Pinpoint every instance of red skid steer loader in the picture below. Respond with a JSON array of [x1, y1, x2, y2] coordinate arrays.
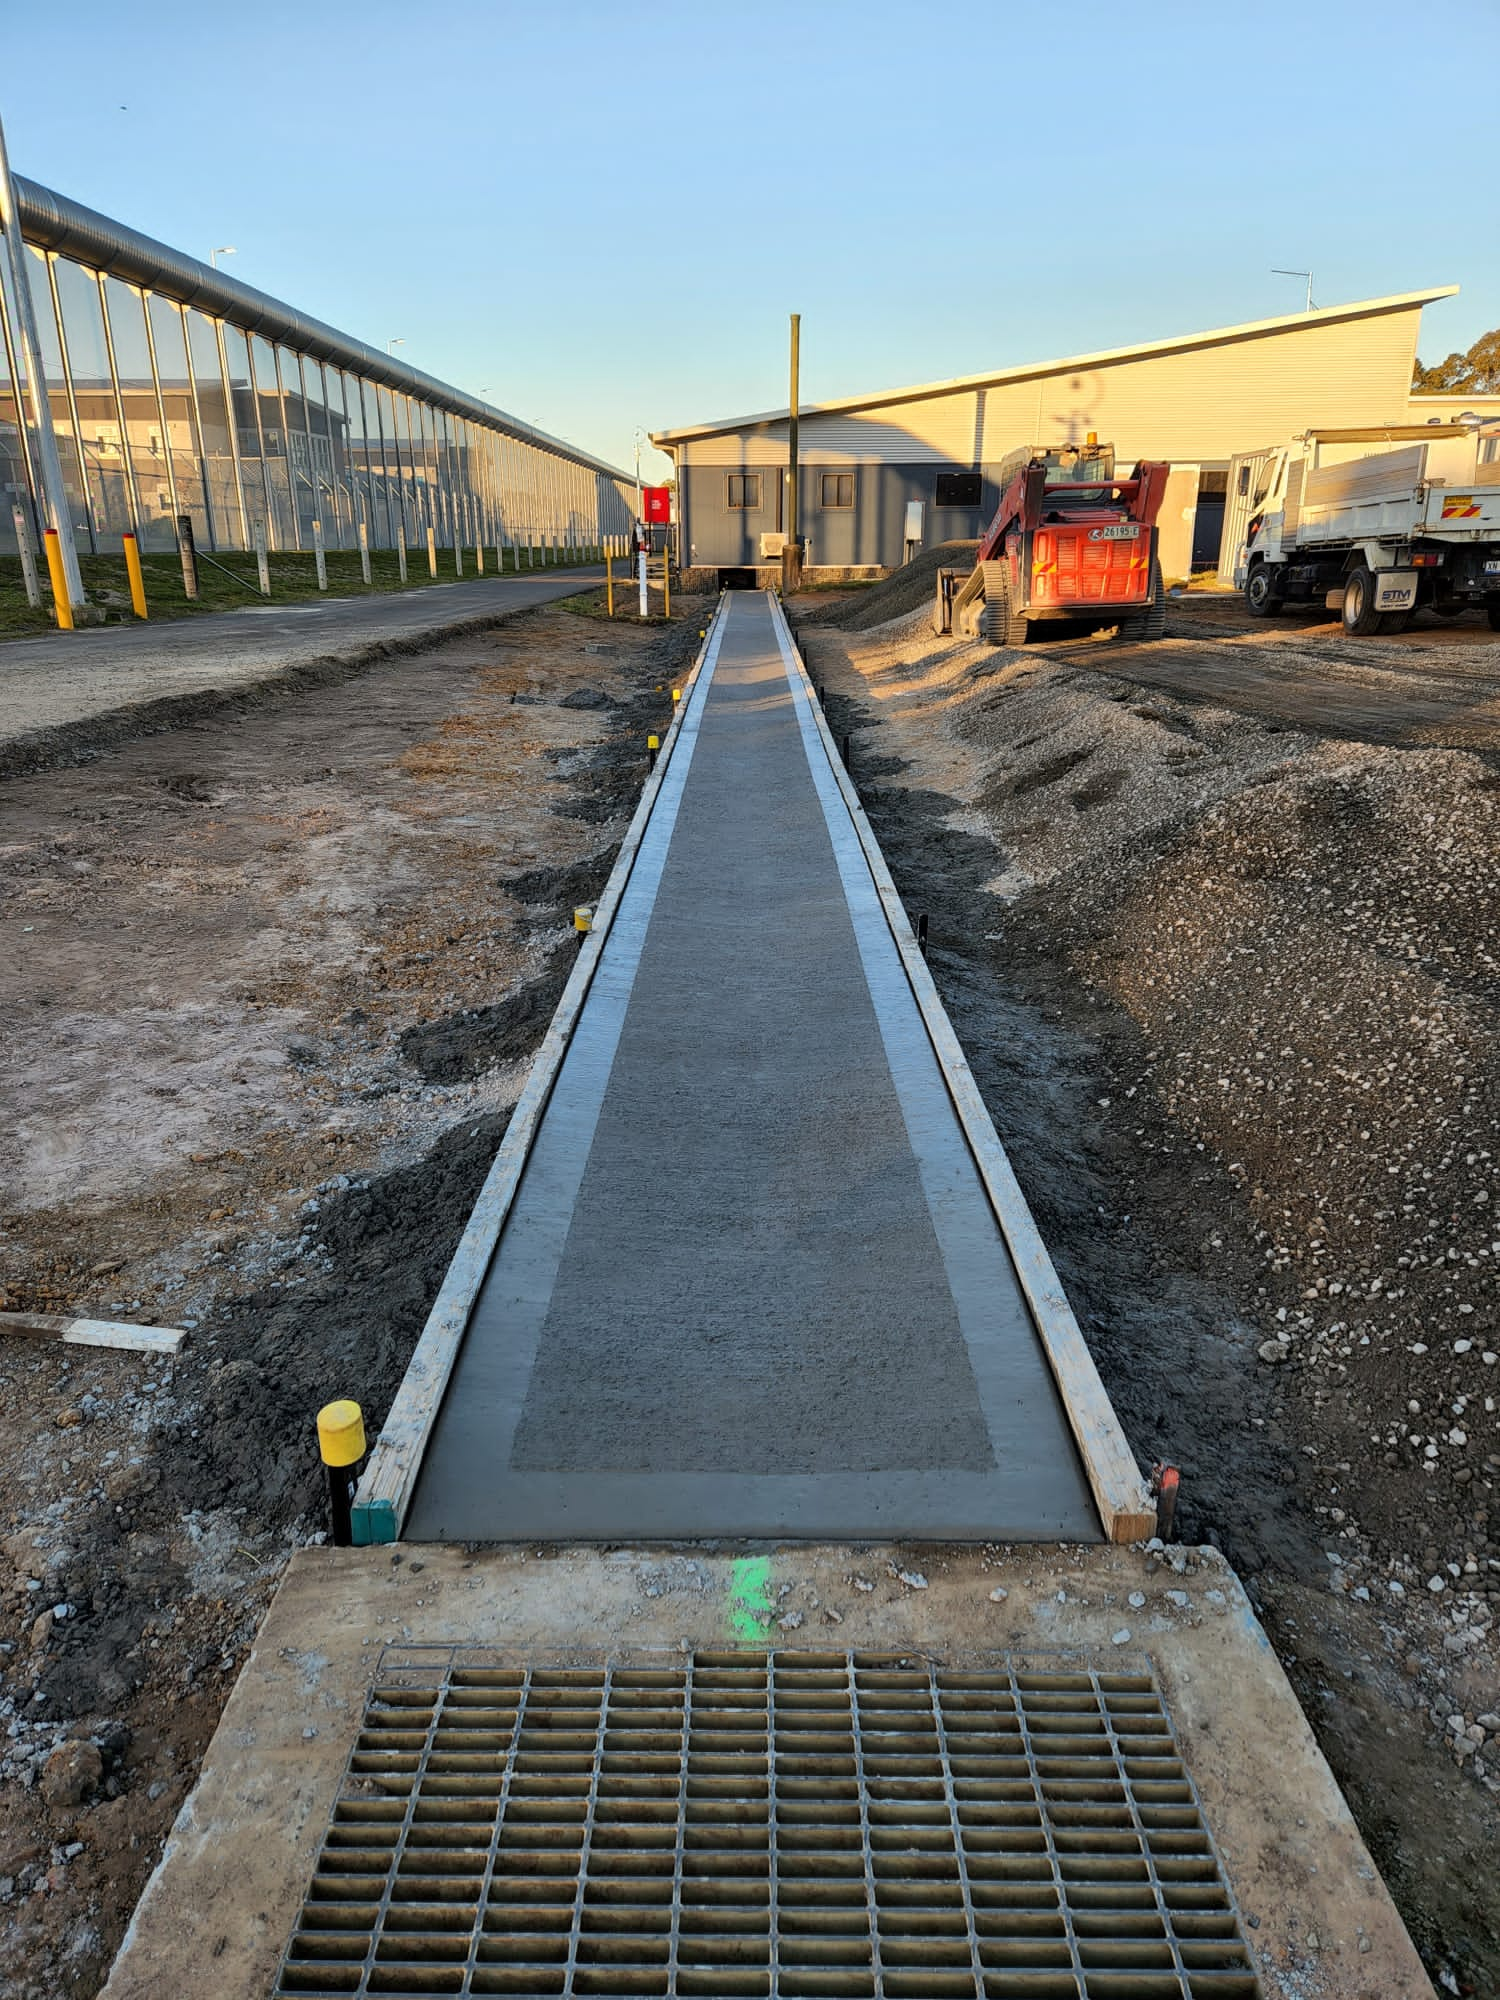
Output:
[[934, 437, 1170, 646]]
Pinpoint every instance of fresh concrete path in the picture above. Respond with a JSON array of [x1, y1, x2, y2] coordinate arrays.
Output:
[[0, 569, 601, 775], [406, 592, 1098, 1542]]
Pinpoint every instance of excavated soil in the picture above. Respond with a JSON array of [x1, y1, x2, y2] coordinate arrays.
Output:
[[0, 592, 712, 1998], [794, 591, 1500, 1998]]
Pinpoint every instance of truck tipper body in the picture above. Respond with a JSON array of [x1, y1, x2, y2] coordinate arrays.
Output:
[[1234, 422, 1500, 633], [934, 439, 1170, 646]]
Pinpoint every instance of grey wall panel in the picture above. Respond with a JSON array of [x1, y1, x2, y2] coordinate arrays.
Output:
[[685, 460, 996, 569]]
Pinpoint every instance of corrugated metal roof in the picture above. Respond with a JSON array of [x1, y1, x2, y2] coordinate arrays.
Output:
[[652, 289, 1460, 446], [14, 174, 632, 485]]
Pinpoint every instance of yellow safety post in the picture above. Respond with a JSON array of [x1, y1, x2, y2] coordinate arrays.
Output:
[[573, 904, 594, 950], [317, 1399, 366, 1546], [43, 528, 73, 631], [606, 548, 614, 618], [672, 686, 682, 707], [121, 531, 148, 619], [647, 732, 660, 772]]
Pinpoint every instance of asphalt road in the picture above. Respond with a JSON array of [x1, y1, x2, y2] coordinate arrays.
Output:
[[0, 569, 603, 771]]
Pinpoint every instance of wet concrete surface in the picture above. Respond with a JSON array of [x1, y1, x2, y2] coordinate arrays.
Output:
[[406, 594, 1098, 1541]]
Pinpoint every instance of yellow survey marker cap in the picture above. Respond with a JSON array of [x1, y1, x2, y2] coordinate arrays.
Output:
[[317, 1399, 366, 1468]]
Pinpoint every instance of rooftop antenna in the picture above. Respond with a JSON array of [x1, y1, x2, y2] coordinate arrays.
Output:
[[1272, 268, 1316, 312]]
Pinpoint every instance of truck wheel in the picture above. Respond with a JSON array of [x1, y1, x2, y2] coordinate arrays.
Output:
[[1342, 568, 1383, 636], [1245, 563, 1282, 617], [1487, 598, 1500, 632]]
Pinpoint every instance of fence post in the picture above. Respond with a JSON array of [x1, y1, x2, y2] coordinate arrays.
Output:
[[11, 505, 40, 608], [254, 522, 271, 596], [454, 539, 463, 578], [358, 519, 372, 584], [426, 527, 437, 578], [312, 519, 328, 590], [397, 524, 408, 583], [176, 513, 200, 600], [475, 541, 484, 575]]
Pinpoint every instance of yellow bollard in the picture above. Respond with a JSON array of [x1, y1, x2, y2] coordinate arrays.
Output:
[[647, 731, 660, 773], [42, 528, 73, 631], [606, 549, 614, 619], [122, 532, 148, 619], [672, 687, 682, 706]]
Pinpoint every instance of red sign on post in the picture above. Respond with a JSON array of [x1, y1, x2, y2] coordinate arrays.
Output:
[[642, 485, 671, 524]]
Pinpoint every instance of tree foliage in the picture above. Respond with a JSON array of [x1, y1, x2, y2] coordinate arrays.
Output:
[[1412, 327, 1500, 393]]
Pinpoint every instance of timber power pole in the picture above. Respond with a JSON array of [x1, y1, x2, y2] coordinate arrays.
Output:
[[783, 312, 801, 595]]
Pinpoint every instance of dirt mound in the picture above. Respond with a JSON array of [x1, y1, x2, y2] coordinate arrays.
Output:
[[793, 541, 979, 633], [399, 950, 574, 1082]]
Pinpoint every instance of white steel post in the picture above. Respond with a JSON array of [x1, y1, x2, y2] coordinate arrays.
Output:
[[396, 524, 408, 583], [0, 114, 83, 612], [638, 534, 648, 619], [253, 522, 271, 596], [312, 519, 327, 590], [426, 526, 437, 577], [358, 518, 371, 584], [11, 503, 40, 607]]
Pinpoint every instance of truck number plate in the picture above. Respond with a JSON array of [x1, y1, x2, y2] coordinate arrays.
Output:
[[1089, 524, 1139, 541], [1485, 560, 1500, 574]]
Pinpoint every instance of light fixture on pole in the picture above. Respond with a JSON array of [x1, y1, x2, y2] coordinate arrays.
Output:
[[210, 245, 236, 269], [1272, 268, 1316, 312], [387, 337, 405, 355]]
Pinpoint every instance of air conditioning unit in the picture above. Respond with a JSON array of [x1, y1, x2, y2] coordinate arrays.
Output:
[[759, 532, 787, 558]]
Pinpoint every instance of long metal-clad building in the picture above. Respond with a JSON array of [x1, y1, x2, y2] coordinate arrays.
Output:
[[0, 176, 634, 559], [653, 288, 1494, 585]]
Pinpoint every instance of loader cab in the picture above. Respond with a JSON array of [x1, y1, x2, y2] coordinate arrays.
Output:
[[1040, 441, 1115, 485]]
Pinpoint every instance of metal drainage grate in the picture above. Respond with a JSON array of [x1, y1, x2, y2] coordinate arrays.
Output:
[[275, 1649, 1262, 1999]]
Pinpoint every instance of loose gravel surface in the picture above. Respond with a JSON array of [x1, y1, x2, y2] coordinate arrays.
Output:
[[0, 592, 711, 1998], [795, 590, 1500, 1999]]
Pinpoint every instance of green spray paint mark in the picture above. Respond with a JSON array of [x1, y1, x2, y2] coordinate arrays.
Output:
[[728, 1556, 774, 1645]]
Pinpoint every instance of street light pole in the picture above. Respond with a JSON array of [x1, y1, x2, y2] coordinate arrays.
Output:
[[210, 245, 235, 269], [387, 337, 405, 356], [0, 110, 83, 613], [1272, 267, 1315, 312]]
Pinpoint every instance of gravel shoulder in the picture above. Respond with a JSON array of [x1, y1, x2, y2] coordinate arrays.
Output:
[[0, 591, 711, 1998], [795, 594, 1500, 1998]]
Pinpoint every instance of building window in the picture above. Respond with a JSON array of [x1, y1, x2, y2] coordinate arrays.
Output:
[[935, 471, 982, 508], [820, 471, 854, 509], [726, 473, 760, 509]]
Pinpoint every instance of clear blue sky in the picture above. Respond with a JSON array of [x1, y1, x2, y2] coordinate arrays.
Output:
[[6, 0, 1495, 481]]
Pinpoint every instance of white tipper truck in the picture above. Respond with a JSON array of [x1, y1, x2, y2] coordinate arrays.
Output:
[[1233, 422, 1500, 634]]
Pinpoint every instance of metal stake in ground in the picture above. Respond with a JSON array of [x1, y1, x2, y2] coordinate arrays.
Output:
[[318, 1399, 366, 1548]]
